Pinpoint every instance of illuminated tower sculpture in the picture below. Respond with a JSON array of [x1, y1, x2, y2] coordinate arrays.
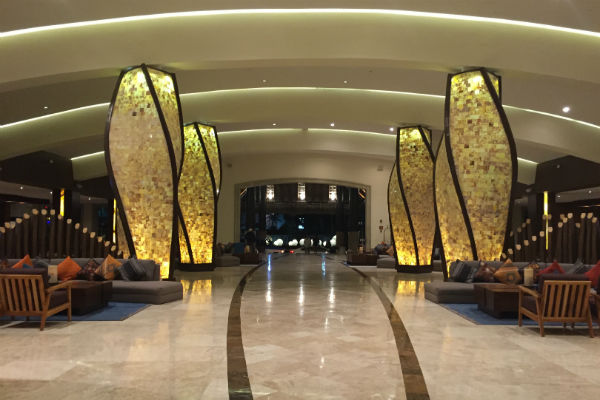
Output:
[[435, 68, 517, 275], [105, 64, 184, 279], [388, 126, 436, 272]]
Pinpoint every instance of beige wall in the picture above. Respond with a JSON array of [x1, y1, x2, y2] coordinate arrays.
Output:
[[216, 152, 394, 248]]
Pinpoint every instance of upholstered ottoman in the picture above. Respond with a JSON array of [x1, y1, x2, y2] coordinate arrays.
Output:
[[424, 281, 476, 304], [111, 281, 183, 304], [214, 255, 241, 267]]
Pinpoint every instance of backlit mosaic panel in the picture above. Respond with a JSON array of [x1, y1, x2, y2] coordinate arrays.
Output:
[[148, 69, 183, 172], [115, 212, 130, 259], [106, 67, 175, 277], [198, 124, 221, 194], [178, 124, 215, 264], [388, 162, 416, 265], [398, 127, 436, 266], [435, 138, 473, 270], [449, 70, 514, 262]]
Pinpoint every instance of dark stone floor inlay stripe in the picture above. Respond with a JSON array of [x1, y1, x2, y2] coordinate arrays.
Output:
[[349, 266, 431, 400], [227, 265, 262, 400]]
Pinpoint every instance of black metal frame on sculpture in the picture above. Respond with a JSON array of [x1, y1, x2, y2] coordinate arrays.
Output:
[[105, 64, 185, 280], [437, 67, 518, 272], [393, 126, 436, 273], [175, 122, 221, 272]]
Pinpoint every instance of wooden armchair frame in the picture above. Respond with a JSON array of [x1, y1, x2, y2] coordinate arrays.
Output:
[[518, 281, 594, 337], [0, 274, 71, 331]]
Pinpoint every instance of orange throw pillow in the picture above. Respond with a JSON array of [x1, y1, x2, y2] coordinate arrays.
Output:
[[95, 255, 122, 280], [12, 254, 32, 269], [57, 257, 82, 281]]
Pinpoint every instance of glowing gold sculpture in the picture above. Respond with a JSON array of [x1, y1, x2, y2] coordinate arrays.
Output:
[[436, 68, 517, 271], [178, 123, 219, 265], [388, 162, 416, 265], [397, 127, 436, 268], [105, 65, 183, 278]]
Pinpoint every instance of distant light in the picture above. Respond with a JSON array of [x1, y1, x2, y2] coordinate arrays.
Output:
[[19, 186, 23, 190], [43, 106, 48, 110], [562, 106, 570, 113], [50, 191, 53, 194], [343, 80, 348, 84], [588, 190, 592, 194], [330, 122, 335, 127], [88, 197, 91, 200], [262, 79, 267, 83], [272, 123, 277, 126], [389, 127, 394, 132]]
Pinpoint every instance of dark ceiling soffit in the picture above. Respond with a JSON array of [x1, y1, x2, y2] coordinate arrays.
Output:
[[0, 151, 73, 189], [533, 156, 600, 193]]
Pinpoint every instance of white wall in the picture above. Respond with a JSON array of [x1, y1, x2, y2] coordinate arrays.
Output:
[[216, 152, 394, 248]]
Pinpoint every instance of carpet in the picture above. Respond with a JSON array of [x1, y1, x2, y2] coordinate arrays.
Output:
[[440, 303, 569, 327], [0, 302, 150, 322]]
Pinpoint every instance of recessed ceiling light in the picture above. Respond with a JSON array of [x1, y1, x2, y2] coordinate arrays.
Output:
[[272, 123, 277, 126], [19, 186, 23, 190], [557, 195, 561, 198], [562, 106, 570, 113], [588, 190, 592, 194], [330, 122, 335, 127], [262, 79, 267, 83], [389, 127, 394, 132], [43, 106, 48, 110], [343, 80, 348, 84]]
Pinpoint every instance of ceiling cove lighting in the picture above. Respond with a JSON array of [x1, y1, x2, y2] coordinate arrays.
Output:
[[3, 9, 600, 39], [3, 88, 599, 132], [70, 151, 105, 161]]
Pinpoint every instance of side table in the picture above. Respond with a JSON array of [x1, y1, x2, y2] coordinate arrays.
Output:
[[70, 281, 113, 315], [474, 283, 520, 318]]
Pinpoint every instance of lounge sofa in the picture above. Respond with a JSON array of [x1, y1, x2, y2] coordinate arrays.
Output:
[[424, 261, 594, 304], [4, 258, 183, 304]]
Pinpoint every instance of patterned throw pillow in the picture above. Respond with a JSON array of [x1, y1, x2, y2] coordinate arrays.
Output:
[[57, 256, 82, 281], [119, 258, 147, 281], [450, 260, 471, 282], [95, 255, 122, 280], [573, 259, 588, 274], [77, 259, 104, 281], [474, 261, 496, 283], [32, 257, 49, 269], [493, 259, 522, 285]]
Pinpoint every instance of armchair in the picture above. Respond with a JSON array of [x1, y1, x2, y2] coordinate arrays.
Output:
[[0, 268, 72, 331], [518, 275, 594, 337]]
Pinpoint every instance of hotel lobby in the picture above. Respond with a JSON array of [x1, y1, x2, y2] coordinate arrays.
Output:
[[2, 2, 600, 399]]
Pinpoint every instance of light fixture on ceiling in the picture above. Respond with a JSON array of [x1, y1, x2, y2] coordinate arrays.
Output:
[[88, 197, 91, 200], [330, 122, 335, 127], [389, 127, 394, 132], [343, 80, 348, 84], [557, 195, 561, 198], [272, 123, 277, 126], [562, 106, 570, 113], [588, 190, 592, 194], [50, 191, 53, 195], [262, 79, 267, 83], [19, 186, 23, 190], [43, 106, 48, 110]]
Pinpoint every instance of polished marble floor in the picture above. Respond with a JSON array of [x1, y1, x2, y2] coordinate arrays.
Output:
[[1, 253, 600, 399]]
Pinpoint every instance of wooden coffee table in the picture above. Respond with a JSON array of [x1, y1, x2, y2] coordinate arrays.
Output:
[[70, 281, 113, 315], [474, 283, 520, 318]]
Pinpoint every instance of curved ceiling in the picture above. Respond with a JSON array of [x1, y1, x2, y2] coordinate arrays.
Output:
[[2, 5, 599, 186]]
